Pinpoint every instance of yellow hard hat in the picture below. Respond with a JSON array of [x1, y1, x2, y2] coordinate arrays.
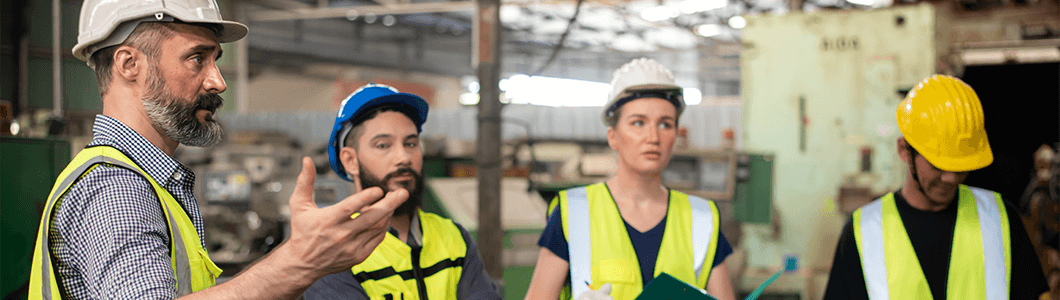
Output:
[[896, 75, 993, 172]]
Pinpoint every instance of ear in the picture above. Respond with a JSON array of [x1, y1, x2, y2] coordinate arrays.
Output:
[[112, 45, 145, 83], [340, 146, 361, 189], [606, 126, 618, 151], [896, 137, 911, 164]]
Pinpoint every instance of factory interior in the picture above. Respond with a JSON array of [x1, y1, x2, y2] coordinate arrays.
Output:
[[1, 0, 1058, 299]]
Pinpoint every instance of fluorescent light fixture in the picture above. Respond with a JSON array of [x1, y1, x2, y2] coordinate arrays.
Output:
[[728, 16, 746, 29], [504, 75, 611, 107], [683, 88, 702, 105], [846, 0, 874, 6], [678, 0, 727, 14], [462, 75, 700, 107], [641, 5, 680, 22], [459, 93, 480, 105], [695, 24, 722, 37]]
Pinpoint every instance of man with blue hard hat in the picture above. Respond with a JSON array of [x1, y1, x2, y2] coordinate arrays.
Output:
[[304, 84, 502, 300]]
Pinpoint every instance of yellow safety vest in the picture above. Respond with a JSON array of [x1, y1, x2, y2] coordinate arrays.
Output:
[[29, 145, 222, 299], [549, 183, 720, 300], [852, 185, 1011, 300], [352, 210, 466, 300]]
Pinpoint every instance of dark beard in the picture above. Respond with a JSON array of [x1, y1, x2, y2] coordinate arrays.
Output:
[[358, 164, 425, 217], [142, 65, 225, 147]]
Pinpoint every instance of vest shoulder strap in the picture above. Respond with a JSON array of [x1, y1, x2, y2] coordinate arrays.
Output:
[[564, 186, 592, 297], [854, 196, 889, 300], [966, 185, 1010, 299], [686, 194, 718, 280]]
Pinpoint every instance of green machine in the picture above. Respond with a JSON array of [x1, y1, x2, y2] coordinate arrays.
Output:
[[1, 137, 71, 299], [733, 153, 774, 224]]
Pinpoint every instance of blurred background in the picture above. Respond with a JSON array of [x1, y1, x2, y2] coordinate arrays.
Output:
[[1, 0, 1057, 299]]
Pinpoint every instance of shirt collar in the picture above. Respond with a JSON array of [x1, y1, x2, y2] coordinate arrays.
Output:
[[88, 114, 186, 187]]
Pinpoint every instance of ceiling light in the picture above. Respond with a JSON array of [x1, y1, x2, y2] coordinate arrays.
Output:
[[459, 93, 480, 105], [683, 88, 703, 105], [678, 0, 728, 14], [846, 0, 874, 6], [345, 10, 359, 21], [695, 24, 723, 37], [364, 13, 377, 24], [641, 5, 680, 22], [728, 16, 746, 29], [382, 15, 396, 26], [469, 82, 480, 93]]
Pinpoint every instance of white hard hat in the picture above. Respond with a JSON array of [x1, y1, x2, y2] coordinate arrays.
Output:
[[602, 58, 684, 125], [73, 0, 248, 62]]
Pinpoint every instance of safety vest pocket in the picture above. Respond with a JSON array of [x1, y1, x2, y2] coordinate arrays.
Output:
[[591, 258, 639, 285]]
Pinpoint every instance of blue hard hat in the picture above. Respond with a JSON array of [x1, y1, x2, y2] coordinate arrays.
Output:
[[328, 83, 429, 181]]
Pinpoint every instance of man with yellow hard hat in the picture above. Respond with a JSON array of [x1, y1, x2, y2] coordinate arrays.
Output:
[[823, 75, 1048, 300]]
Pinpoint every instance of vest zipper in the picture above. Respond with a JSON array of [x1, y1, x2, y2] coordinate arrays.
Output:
[[410, 247, 430, 300]]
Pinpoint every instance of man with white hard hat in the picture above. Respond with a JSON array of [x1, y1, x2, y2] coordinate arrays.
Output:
[[28, 1, 407, 299]]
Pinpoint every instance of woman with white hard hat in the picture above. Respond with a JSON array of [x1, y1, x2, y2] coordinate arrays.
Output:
[[525, 58, 736, 300]]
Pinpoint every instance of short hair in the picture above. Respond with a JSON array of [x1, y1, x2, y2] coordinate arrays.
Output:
[[342, 103, 420, 150], [89, 22, 178, 98]]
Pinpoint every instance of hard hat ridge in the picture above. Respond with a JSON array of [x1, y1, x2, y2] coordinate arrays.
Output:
[[73, 0, 249, 63], [896, 74, 993, 172], [602, 58, 685, 125]]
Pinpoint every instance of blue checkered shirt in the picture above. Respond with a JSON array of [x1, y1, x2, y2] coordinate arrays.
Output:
[[47, 115, 206, 299]]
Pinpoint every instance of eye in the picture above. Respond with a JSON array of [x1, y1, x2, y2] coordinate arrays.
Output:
[[374, 142, 390, 150], [404, 142, 418, 148], [659, 122, 672, 129], [191, 55, 203, 64], [632, 120, 645, 127]]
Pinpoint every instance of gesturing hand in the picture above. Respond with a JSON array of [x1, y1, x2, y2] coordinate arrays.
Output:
[[284, 156, 408, 278]]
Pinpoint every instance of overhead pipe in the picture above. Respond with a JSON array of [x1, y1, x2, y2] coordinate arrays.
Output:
[[52, 0, 62, 119]]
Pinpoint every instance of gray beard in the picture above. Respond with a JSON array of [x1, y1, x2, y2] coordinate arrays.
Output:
[[141, 65, 224, 147]]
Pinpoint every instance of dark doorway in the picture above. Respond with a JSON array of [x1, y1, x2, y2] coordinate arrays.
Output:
[[960, 62, 1060, 206]]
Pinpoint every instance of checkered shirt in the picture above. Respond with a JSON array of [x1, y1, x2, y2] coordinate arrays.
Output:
[[47, 115, 206, 299]]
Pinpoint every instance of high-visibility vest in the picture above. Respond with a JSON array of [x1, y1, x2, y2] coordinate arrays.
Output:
[[29, 145, 222, 299], [352, 210, 466, 300], [853, 185, 1011, 300], [549, 183, 720, 300]]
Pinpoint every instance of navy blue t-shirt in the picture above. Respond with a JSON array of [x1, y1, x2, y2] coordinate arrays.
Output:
[[537, 204, 733, 287]]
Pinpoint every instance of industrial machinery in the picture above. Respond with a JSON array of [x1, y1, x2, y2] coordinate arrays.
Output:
[[177, 130, 334, 275]]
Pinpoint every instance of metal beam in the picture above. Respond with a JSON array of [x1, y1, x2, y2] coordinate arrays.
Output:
[[252, 0, 314, 10], [248, 2, 476, 21]]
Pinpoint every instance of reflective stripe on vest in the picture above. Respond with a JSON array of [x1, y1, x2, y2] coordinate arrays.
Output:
[[853, 185, 1011, 300], [562, 183, 719, 300], [351, 210, 466, 300], [28, 146, 221, 299]]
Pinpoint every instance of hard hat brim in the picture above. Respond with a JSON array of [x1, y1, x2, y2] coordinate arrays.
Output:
[[912, 141, 994, 173], [212, 20, 249, 44]]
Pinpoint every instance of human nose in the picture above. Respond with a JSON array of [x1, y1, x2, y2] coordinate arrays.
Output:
[[393, 145, 413, 167], [646, 125, 660, 144], [940, 171, 959, 183], [203, 62, 227, 94]]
